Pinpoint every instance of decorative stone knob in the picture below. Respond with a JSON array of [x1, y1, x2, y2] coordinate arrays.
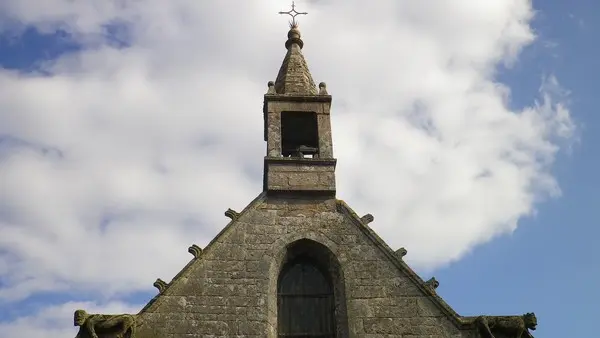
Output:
[[395, 247, 407, 258], [225, 208, 240, 220], [318, 82, 328, 95], [188, 244, 202, 258], [153, 278, 168, 293], [360, 213, 374, 224], [267, 81, 276, 94]]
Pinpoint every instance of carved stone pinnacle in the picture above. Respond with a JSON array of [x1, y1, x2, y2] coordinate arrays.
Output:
[[153, 278, 168, 293], [225, 208, 240, 220], [267, 81, 276, 94], [318, 82, 328, 95], [360, 213, 374, 224], [188, 244, 203, 258]]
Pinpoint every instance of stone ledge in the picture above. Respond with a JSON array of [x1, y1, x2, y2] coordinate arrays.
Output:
[[264, 93, 332, 102], [264, 156, 337, 166]]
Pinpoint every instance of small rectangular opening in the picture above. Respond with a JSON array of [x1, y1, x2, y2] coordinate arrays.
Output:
[[281, 111, 319, 158]]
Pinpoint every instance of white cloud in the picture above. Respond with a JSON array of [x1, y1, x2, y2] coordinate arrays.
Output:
[[0, 0, 573, 323]]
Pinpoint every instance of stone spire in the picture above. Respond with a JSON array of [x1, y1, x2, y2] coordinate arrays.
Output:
[[273, 24, 318, 95]]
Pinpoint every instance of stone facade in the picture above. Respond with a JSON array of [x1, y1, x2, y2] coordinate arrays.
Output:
[[134, 194, 479, 338], [72, 16, 536, 338]]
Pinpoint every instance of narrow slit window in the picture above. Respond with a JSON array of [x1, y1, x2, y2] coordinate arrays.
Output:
[[281, 111, 319, 158]]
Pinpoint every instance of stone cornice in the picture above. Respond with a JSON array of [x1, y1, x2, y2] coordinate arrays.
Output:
[[264, 94, 332, 102], [264, 156, 337, 166]]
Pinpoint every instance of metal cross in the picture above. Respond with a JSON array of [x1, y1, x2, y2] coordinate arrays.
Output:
[[278, 1, 308, 27]]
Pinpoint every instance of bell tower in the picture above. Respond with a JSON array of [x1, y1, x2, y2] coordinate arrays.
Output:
[[263, 18, 336, 196]]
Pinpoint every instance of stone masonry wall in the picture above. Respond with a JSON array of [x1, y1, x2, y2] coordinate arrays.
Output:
[[136, 195, 473, 338], [265, 160, 336, 192]]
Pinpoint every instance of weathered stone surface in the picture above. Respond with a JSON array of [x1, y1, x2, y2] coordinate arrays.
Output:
[[224, 208, 240, 220], [475, 313, 537, 338], [264, 159, 336, 193], [134, 195, 481, 337], [395, 247, 408, 259], [153, 278, 167, 293], [274, 27, 317, 95], [73, 310, 137, 338], [187, 244, 202, 258]]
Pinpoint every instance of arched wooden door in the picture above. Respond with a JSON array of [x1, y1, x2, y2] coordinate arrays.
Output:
[[277, 256, 336, 337]]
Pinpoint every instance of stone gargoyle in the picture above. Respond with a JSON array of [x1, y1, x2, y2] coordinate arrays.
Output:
[[476, 312, 537, 338], [74, 309, 137, 338]]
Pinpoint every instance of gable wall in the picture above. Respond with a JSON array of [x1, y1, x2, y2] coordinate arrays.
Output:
[[136, 196, 473, 338]]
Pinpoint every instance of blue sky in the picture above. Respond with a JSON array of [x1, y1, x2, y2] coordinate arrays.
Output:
[[0, 1, 596, 337], [439, 1, 598, 337]]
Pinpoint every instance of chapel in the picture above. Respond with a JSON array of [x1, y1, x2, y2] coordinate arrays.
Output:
[[71, 6, 538, 338]]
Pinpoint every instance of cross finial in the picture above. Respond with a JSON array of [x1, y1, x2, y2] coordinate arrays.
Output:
[[278, 1, 308, 28]]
